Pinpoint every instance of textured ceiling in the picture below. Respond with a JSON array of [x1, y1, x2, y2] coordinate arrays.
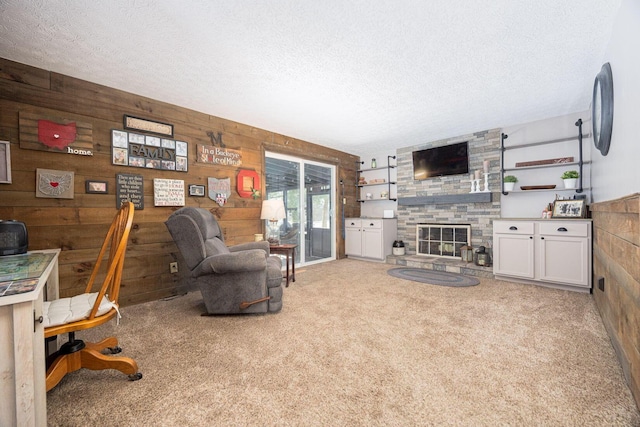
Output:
[[0, 1, 620, 157]]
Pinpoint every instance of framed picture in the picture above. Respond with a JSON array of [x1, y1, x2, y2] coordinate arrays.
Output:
[[0, 141, 11, 184], [189, 184, 205, 197], [552, 199, 586, 218], [86, 180, 108, 194]]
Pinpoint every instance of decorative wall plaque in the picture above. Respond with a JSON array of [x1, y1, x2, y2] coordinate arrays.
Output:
[[19, 111, 93, 156], [123, 115, 174, 137], [36, 169, 74, 199], [237, 169, 260, 198], [153, 179, 185, 206], [197, 145, 242, 167], [116, 173, 144, 209], [208, 177, 231, 207]]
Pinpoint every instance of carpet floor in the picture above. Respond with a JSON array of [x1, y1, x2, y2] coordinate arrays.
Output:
[[46, 259, 640, 426]]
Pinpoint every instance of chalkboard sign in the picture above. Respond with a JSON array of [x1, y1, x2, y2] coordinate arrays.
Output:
[[116, 173, 144, 209]]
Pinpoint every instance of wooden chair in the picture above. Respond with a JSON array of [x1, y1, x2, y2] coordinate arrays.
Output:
[[44, 202, 142, 391]]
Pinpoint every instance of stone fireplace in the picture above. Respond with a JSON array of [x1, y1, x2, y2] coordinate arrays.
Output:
[[395, 129, 502, 255]]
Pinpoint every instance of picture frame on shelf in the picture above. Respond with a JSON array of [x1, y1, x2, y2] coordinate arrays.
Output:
[[552, 199, 585, 218], [85, 180, 108, 194]]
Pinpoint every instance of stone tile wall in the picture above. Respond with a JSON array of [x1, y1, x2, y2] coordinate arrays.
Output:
[[396, 129, 502, 254]]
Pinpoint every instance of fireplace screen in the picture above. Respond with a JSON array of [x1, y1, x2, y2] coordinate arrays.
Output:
[[416, 224, 471, 258]]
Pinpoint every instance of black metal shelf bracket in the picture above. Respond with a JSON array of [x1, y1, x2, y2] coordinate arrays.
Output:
[[575, 119, 584, 193], [501, 133, 509, 195]]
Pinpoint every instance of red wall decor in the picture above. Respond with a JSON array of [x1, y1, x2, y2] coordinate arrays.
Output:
[[237, 169, 260, 198]]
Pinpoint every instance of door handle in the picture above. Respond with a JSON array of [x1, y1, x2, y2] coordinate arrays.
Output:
[[557, 227, 568, 232], [509, 226, 518, 230]]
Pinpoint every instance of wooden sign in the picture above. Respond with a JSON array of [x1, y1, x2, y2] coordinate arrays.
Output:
[[196, 145, 242, 167], [116, 173, 144, 209], [124, 115, 173, 137], [153, 179, 185, 206], [19, 111, 93, 156]]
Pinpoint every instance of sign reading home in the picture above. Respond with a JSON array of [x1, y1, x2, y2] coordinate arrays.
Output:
[[112, 130, 188, 172], [19, 111, 94, 156], [196, 145, 242, 167]]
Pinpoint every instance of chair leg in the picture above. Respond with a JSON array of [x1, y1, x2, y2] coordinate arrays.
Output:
[[46, 335, 142, 391], [79, 346, 139, 376], [85, 336, 121, 354]]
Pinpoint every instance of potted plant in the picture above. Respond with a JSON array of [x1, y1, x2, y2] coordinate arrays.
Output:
[[561, 170, 579, 189], [503, 175, 517, 191]]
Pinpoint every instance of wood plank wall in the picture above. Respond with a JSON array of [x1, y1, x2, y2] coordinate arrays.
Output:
[[591, 193, 640, 409], [0, 58, 361, 306]]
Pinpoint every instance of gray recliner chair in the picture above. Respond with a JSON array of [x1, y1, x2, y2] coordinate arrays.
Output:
[[165, 207, 283, 314]]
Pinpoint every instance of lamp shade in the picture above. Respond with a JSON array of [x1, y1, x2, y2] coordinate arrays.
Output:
[[260, 199, 285, 221]]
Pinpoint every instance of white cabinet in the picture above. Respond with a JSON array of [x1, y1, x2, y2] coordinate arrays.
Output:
[[493, 219, 592, 292], [345, 218, 397, 261]]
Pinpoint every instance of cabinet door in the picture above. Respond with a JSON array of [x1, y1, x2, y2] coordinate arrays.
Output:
[[345, 227, 362, 256], [538, 235, 589, 287], [362, 228, 383, 259], [494, 233, 534, 278]]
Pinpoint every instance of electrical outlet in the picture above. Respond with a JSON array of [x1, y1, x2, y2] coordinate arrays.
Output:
[[169, 262, 178, 274]]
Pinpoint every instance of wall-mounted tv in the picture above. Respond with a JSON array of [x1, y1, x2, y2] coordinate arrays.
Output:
[[412, 141, 469, 180]]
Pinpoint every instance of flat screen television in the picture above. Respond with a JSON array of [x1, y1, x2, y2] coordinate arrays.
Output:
[[412, 141, 469, 180]]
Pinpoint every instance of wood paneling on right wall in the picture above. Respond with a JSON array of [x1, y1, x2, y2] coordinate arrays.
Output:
[[591, 193, 640, 408]]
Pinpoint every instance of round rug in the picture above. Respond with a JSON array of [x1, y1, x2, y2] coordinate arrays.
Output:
[[387, 267, 480, 287]]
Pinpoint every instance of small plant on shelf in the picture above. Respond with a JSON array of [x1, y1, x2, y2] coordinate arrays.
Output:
[[561, 170, 579, 189], [503, 175, 517, 192], [561, 170, 579, 179]]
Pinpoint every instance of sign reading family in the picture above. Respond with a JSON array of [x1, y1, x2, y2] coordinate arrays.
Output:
[[112, 129, 188, 172], [196, 144, 242, 167]]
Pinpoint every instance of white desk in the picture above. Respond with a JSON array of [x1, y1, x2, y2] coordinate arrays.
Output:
[[0, 249, 60, 427]]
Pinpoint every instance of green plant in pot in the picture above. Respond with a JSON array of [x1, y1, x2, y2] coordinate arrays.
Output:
[[503, 175, 517, 191], [561, 170, 579, 189]]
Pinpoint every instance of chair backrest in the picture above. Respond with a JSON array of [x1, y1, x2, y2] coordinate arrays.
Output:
[[165, 207, 230, 271], [85, 201, 135, 319]]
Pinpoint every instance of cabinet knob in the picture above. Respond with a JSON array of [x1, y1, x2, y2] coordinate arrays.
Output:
[[529, 236, 533, 239], [37, 315, 43, 324], [509, 226, 518, 230], [557, 227, 568, 232], [370, 223, 374, 226], [541, 237, 545, 240]]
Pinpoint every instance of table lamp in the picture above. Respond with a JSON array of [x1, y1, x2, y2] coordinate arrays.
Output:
[[260, 199, 285, 245]]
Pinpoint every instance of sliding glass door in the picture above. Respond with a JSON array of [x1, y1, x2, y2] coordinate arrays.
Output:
[[265, 152, 335, 266]]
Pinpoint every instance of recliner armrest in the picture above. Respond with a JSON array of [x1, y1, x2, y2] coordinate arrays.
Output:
[[192, 249, 267, 276], [228, 240, 270, 255]]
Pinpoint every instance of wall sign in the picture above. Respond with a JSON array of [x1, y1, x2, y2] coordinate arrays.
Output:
[[123, 115, 174, 137], [197, 145, 242, 167], [19, 111, 93, 156], [116, 173, 144, 209], [208, 177, 231, 207], [36, 169, 74, 199], [153, 179, 185, 206], [112, 129, 188, 172]]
